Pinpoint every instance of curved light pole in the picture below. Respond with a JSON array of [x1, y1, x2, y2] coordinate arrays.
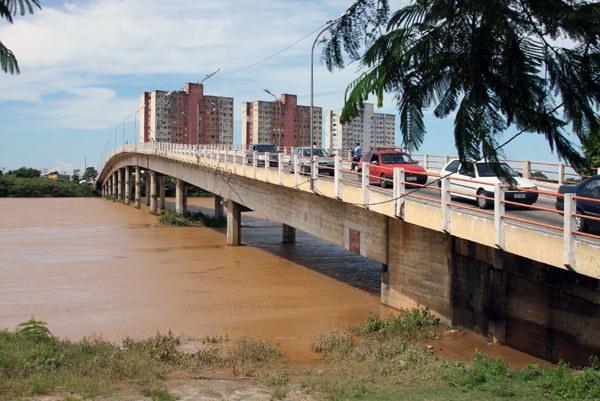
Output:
[[310, 10, 349, 189], [264, 88, 283, 150], [196, 68, 220, 147]]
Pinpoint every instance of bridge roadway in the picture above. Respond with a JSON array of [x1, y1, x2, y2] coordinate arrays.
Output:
[[99, 143, 600, 366]]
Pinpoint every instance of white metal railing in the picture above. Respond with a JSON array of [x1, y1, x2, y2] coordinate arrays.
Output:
[[101, 143, 600, 272]]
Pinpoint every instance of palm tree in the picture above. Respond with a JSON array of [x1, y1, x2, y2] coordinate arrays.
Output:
[[1, 0, 41, 74], [325, 0, 600, 175]]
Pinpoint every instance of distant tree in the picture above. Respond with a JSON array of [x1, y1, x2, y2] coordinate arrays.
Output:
[[7, 167, 40, 178], [325, 0, 600, 178], [71, 169, 81, 183], [81, 167, 98, 183], [1, 0, 41, 74], [582, 121, 600, 174]]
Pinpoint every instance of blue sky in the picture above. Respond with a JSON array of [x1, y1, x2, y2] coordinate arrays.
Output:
[[0, 0, 582, 174]]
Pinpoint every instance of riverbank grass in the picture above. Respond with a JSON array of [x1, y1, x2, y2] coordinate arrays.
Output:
[[0, 317, 285, 400], [157, 209, 226, 227], [303, 309, 600, 400]]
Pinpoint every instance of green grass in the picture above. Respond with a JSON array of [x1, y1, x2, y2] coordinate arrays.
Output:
[[157, 209, 226, 227], [302, 308, 600, 400]]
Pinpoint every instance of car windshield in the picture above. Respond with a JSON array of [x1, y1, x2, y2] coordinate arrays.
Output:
[[476, 162, 519, 177], [255, 145, 277, 152], [381, 153, 415, 164], [302, 149, 328, 157]]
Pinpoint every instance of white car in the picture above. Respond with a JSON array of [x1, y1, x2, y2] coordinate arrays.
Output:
[[439, 160, 538, 208]]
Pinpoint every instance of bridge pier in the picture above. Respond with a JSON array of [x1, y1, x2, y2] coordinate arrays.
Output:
[[159, 175, 166, 211], [175, 178, 186, 216], [134, 166, 141, 209], [214, 195, 223, 217], [124, 167, 131, 205], [150, 171, 157, 214], [282, 224, 296, 243], [225, 199, 241, 246], [145, 171, 150, 206], [112, 172, 117, 199], [118, 168, 125, 201]]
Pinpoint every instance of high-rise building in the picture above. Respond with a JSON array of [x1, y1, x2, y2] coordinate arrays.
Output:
[[241, 94, 322, 149], [140, 82, 233, 145], [325, 103, 395, 151]]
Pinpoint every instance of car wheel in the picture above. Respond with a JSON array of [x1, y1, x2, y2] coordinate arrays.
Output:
[[575, 211, 587, 233], [477, 189, 490, 209], [381, 174, 390, 188]]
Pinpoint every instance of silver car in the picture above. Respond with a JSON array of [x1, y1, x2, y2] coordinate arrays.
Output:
[[292, 147, 335, 176]]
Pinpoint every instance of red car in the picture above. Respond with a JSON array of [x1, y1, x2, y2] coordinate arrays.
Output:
[[358, 149, 427, 188]]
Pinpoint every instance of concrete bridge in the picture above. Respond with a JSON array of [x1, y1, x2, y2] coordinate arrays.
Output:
[[98, 143, 600, 365]]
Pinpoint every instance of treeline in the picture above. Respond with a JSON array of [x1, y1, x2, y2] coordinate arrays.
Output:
[[0, 167, 98, 197]]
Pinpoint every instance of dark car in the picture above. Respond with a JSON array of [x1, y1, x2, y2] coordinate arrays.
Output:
[[555, 175, 600, 233], [245, 143, 280, 167]]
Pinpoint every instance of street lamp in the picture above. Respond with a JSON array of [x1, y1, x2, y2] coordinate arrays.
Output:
[[310, 9, 350, 189], [264, 89, 283, 150], [196, 68, 220, 146]]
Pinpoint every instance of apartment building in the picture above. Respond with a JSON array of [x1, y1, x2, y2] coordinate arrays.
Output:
[[325, 103, 395, 151], [241, 94, 322, 148], [140, 82, 233, 145]]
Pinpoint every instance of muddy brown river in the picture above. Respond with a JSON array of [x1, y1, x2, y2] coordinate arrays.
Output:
[[0, 197, 540, 365]]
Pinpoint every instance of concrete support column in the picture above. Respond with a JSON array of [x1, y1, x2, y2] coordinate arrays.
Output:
[[124, 167, 131, 205], [144, 171, 150, 206], [214, 195, 224, 217], [150, 170, 157, 214], [282, 224, 296, 243], [134, 166, 141, 209], [183, 184, 188, 212], [112, 173, 117, 199], [159, 175, 166, 211], [175, 178, 186, 216], [118, 169, 124, 201], [225, 199, 241, 246]]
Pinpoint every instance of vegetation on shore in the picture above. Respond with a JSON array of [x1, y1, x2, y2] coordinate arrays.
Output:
[[2, 311, 599, 401], [0, 167, 98, 197], [157, 209, 226, 227]]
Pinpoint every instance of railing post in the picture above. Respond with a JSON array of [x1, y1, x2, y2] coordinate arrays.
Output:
[[253, 151, 258, 179], [393, 168, 405, 218], [311, 157, 318, 191], [278, 153, 283, 185], [294, 155, 300, 187], [522, 160, 531, 179], [224, 148, 229, 172], [445, 155, 450, 166], [265, 152, 269, 181], [441, 176, 451, 233], [362, 164, 369, 207], [558, 164, 565, 185], [494, 183, 506, 249], [563, 193, 577, 268], [423, 154, 429, 171], [334, 154, 341, 198]]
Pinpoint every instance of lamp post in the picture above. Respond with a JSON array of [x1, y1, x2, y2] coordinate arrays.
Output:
[[310, 10, 349, 189], [196, 68, 220, 147], [264, 89, 283, 150]]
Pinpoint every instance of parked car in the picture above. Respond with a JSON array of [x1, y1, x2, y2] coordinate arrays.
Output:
[[291, 147, 335, 176], [245, 143, 280, 167], [439, 160, 538, 208], [555, 175, 600, 233], [358, 149, 427, 188]]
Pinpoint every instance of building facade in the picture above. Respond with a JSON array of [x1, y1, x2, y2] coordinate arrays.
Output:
[[241, 94, 322, 149], [325, 103, 395, 151], [140, 82, 233, 145]]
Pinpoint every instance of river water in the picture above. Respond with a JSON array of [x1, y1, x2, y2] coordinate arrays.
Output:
[[0, 197, 540, 365]]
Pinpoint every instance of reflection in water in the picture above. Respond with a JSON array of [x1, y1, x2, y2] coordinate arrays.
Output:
[[0, 197, 385, 363]]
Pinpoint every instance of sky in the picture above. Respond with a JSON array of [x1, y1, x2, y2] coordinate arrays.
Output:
[[0, 0, 583, 174]]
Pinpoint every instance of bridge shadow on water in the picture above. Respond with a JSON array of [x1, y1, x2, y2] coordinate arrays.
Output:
[[170, 199, 383, 296]]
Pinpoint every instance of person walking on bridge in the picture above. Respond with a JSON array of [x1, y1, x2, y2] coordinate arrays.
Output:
[[351, 142, 362, 171]]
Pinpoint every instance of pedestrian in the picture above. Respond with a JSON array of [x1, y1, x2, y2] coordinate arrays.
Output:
[[351, 142, 362, 171]]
